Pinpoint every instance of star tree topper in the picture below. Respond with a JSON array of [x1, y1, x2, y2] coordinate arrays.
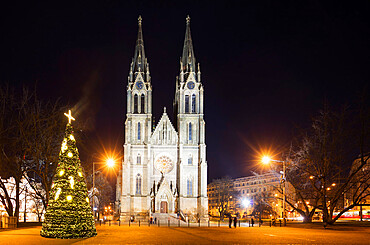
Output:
[[64, 110, 75, 124]]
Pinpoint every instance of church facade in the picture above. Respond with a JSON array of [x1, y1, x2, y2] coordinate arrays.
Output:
[[116, 16, 208, 221]]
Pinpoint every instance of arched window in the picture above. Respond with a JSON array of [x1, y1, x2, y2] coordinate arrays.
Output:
[[137, 154, 141, 165], [191, 94, 196, 113], [188, 156, 192, 165], [141, 94, 145, 114], [188, 123, 192, 141], [138, 122, 141, 140], [134, 94, 138, 113], [136, 174, 141, 195], [185, 95, 189, 113], [187, 179, 193, 196]]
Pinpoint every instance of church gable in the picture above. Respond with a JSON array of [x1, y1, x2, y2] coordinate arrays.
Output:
[[150, 108, 178, 145]]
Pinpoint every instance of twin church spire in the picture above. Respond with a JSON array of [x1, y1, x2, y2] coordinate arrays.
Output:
[[129, 16, 150, 83]]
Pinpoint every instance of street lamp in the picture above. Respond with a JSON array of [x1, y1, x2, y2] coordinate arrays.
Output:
[[261, 156, 287, 221], [92, 157, 115, 220]]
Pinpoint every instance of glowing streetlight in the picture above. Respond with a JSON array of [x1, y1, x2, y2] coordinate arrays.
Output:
[[107, 158, 115, 168], [92, 157, 116, 220], [260, 155, 286, 221], [262, 156, 271, 165]]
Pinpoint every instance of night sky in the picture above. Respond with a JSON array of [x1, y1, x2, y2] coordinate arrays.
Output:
[[1, 1, 369, 181]]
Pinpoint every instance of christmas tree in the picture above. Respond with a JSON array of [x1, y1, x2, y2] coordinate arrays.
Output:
[[41, 110, 97, 238]]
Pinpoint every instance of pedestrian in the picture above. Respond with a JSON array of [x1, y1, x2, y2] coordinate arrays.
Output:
[[233, 217, 237, 228], [251, 218, 254, 227], [154, 217, 157, 224], [150, 216, 153, 224], [229, 216, 232, 228]]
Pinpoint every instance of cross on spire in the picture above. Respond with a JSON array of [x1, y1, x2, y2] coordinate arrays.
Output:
[[64, 110, 75, 124]]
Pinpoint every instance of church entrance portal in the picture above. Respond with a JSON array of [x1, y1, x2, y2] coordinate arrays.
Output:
[[160, 201, 168, 213]]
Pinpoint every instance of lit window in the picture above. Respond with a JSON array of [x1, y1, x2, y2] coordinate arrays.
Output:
[[137, 154, 141, 165]]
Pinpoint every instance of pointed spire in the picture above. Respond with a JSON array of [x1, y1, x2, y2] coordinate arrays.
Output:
[[181, 15, 196, 73], [132, 15, 147, 75]]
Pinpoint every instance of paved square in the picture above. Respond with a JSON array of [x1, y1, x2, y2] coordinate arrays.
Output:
[[1, 224, 370, 244]]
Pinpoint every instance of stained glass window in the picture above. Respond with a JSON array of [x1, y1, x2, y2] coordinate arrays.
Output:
[[189, 123, 192, 141], [141, 94, 145, 113], [185, 95, 189, 113], [187, 179, 193, 196], [136, 174, 141, 195], [134, 94, 138, 113], [191, 94, 196, 113], [138, 122, 141, 140]]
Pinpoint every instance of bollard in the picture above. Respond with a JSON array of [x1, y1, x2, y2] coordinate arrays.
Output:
[[198, 220, 200, 227], [239, 220, 240, 227], [100, 220, 102, 226], [158, 220, 160, 227], [218, 220, 220, 227], [188, 219, 190, 227], [168, 220, 170, 227], [178, 220, 180, 227], [208, 220, 210, 227], [148, 220, 150, 227], [129, 220, 130, 227], [119, 220, 121, 226], [248, 221, 250, 227], [109, 220, 111, 226], [270, 220, 271, 227], [139, 220, 141, 227], [279, 220, 282, 227]]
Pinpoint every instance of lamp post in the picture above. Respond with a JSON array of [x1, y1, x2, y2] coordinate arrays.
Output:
[[262, 156, 287, 220], [92, 158, 115, 220]]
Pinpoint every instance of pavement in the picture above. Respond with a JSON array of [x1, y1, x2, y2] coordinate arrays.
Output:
[[1, 223, 369, 244]]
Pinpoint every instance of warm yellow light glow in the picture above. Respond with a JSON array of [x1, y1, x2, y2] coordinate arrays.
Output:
[[107, 158, 115, 168], [69, 176, 74, 189], [327, 187, 331, 191], [262, 156, 271, 164], [55, 188, 61, 200], [64, 110, 75, 124], [67, 152, 73, 158], [274, 193, 278, 197], [61, 139, 68, 153], [86, 197, 89, 203], [69, 135, 75, 141], [66, 195, 72, 201], [59, 170, 65, 176], [309, 176, 314, 179], [332, 183, 336, 186], [78, 172, 83, 177], [306, 201, 310, 205]]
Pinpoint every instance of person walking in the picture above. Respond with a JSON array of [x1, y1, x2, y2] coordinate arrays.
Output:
[[233, 217, 237, 228], [228, 216, 232, 228], [251, 217, 254, 227]]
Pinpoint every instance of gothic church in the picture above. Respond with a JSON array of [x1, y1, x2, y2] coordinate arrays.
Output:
[[116, 16, 208, 222]]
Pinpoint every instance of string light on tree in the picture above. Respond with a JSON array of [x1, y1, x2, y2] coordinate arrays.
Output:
[[41, 110, 96, 238]]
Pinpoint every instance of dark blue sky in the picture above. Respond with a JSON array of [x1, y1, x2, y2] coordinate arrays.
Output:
[[1, 1, 369, 180]]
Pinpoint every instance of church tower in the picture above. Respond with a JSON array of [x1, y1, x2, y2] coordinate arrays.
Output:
[[174, 16, 208, 219], [120, 16, 152, 220], [117, 16, 207, 222]]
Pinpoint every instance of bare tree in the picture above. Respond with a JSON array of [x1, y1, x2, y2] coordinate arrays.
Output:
[[287, 102, 370, 224], [0, 85, 66, 220], [210, 177, 239, 220]]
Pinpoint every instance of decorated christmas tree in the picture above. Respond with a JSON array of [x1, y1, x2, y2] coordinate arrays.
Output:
[[41, 110, 97, 238]]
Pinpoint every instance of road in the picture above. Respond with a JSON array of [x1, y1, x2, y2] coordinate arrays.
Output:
[[1, 224, 369, 244]]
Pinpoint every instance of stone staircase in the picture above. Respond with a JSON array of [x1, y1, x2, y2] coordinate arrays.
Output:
[[152, 213, 186, 225]]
